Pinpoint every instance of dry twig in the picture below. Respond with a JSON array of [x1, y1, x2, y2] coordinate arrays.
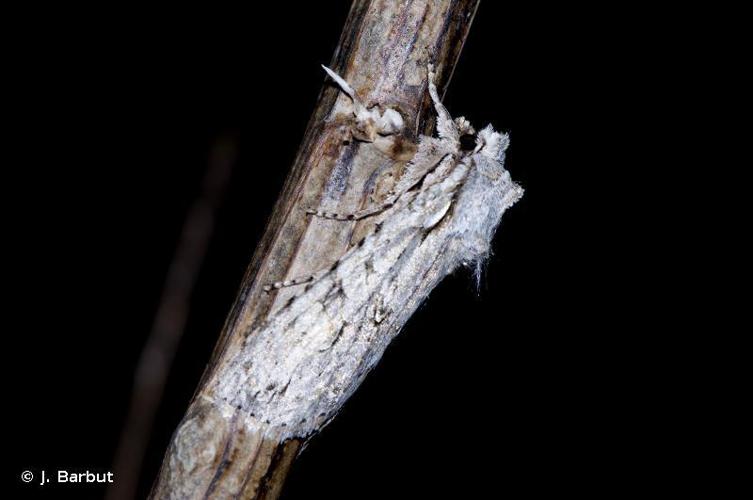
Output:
[[150, 2, 481, 497]]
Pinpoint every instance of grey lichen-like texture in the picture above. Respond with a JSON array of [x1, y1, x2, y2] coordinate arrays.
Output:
[[207, 65, 523, 440]]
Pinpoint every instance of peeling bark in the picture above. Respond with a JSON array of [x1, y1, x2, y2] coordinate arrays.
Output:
[[150, 1, 480, 498]]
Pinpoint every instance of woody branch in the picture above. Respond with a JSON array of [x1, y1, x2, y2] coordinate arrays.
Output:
[[149, 1, 480, 498]]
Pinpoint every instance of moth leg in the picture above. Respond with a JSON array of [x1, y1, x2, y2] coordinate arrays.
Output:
[[305, 199, 395, 221], [427, 64, 459, 143], [262, 256, 346, 292], [262, 273, 320, 292]]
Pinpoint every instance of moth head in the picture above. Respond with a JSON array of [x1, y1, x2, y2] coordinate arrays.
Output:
[[352, 106, 404, 142], [322, 65, 404, 142], [353, 115, 378, 142]]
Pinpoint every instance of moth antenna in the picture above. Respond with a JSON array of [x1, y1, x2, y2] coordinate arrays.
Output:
[[322, 65, 370, 122], [322, 65, 357, 102]]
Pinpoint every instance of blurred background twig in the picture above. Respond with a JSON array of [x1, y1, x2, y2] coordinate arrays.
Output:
[[107, 134, 237, 500]]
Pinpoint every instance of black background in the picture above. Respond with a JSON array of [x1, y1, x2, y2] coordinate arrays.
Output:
[[4, 2, 702, 499]]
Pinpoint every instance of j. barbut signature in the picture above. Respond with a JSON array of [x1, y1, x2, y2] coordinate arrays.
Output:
[[36, 469, 114, 485]]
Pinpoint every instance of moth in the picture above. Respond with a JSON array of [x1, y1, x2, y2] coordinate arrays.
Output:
[[209, 65, 523, 439]]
